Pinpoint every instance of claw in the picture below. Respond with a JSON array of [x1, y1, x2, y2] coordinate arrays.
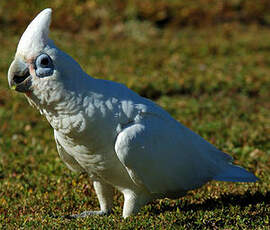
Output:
[[64, 210, 110, 219]]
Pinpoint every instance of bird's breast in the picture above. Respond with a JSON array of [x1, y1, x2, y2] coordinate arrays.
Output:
[[55, 130, 134, 188], [55, 130, 115, 176]]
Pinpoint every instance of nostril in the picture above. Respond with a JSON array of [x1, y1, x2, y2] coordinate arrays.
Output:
[[13, 70, 30, 84], [13, 75, 25, 84]]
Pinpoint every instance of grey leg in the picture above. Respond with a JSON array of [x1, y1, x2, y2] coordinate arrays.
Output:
[[122, 190, 151, 218], [66, 181, 114, 219]]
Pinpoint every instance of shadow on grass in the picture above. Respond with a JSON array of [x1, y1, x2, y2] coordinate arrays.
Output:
[[152, 191, 270, 214]]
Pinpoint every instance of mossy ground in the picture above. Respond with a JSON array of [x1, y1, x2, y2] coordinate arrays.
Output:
[[0, 2, 269, 229]]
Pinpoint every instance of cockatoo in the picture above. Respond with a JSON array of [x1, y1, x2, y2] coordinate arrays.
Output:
[[8, 9, 258, 218]]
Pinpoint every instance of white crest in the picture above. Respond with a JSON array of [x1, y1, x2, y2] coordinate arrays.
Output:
[[16, 8, 52, 58]]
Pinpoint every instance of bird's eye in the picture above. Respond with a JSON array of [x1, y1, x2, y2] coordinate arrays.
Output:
[[35, 53, 54, 77], [40, 56, 49, 66]]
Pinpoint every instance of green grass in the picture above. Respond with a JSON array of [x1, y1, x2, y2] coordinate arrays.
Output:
[[0, 9, 270, 229]]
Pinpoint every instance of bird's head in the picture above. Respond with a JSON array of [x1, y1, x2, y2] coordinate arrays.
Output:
[[7, 8, 84, 107]]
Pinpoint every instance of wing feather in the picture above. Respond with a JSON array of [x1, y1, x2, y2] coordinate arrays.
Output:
[[115, 112, 232, 194]]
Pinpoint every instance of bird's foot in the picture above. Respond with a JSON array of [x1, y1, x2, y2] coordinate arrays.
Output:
[[64, 210, 110, 219]]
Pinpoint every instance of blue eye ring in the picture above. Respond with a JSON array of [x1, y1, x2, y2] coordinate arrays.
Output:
[[35, 53, 54, 77]]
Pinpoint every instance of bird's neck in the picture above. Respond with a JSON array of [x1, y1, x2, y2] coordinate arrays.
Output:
[[26, 80, 86, 135]]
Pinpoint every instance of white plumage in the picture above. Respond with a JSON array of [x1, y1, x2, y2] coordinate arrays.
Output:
[[8, 9, 257, 218]]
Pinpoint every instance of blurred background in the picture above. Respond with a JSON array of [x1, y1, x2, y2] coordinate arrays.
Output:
[[2, 0, 270, 31], [0, 0, 269, 228]]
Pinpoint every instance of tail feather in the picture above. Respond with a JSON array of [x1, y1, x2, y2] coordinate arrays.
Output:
[[213, 163, 258, 182]]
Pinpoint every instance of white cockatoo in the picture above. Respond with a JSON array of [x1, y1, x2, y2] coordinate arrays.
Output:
[[8, 9, 258, 218]]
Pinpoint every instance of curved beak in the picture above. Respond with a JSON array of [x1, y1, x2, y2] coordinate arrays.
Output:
[[8, 59, 32, 93]]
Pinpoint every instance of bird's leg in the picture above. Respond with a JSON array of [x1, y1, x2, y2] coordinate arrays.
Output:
[[93, 180, 114, 214], [122, 190, 151, 218], [66, 181, 114, 218]]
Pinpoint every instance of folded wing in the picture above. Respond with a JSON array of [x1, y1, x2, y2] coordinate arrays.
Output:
[[115, 111, 257, 195]]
